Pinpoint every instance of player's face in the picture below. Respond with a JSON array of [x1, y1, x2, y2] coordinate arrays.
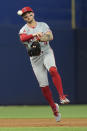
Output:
[[22, 12, 34, 23]]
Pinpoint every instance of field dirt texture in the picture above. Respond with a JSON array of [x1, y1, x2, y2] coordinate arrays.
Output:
[[0, 118, 87, 127]]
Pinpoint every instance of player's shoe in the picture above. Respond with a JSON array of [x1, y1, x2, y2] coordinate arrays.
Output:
[[60, 95, 70, 104], [53, 103, 61, 122]]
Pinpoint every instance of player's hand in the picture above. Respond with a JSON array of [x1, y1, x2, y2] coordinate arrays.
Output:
[[37, 32, 43, 37], [33, 32, 43, 42], [33, 32, 43, 37], [33, 33, 37, 37]]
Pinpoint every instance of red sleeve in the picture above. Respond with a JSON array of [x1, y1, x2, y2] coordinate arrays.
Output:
[[20, 34, 34, 42]]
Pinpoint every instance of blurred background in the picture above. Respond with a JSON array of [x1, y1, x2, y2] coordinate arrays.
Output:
[[0, 0, 87, 105]]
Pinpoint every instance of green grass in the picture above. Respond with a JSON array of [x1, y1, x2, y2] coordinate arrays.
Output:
[[0, 127, 87, 131], [0, 105, 87, 131], [60, 104, 87, 118], [0, 104, 87, 118]]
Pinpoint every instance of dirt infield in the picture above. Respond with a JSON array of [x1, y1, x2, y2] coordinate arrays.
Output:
[[0, 118, 87, 127]]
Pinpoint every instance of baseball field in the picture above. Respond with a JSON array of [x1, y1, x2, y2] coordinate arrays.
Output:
[[0, 104, 87, 131]]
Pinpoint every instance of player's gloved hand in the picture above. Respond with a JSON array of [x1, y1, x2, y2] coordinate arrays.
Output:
[[28, 42, 41, 57]]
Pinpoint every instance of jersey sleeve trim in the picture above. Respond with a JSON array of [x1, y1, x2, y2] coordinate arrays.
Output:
[[20, 34, 34, 42]]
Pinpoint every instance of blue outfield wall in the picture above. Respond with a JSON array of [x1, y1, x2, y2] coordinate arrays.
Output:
[[0, 25, 76, 105], [0, 0, 87, 105], [0, 0, 75, 105], [75, 29, 87, 104], [76, 0, 87, 28], [0, 0, 72, 29]]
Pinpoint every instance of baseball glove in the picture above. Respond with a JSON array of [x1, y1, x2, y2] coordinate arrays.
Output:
[[28, 42, 41, 57]]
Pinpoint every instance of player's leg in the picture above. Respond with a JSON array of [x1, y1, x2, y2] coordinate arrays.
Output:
[[44, 48, 70, 104], [30, 58, 61, 121], [49, 66, 70, 104], [31, 60, 55, 109], [41, 85, 61, 121]]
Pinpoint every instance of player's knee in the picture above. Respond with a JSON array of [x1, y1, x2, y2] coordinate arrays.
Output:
[[49, 66, 57, 76]]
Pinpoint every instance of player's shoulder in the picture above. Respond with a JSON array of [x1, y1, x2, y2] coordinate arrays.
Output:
[[37, 22, 48, 26], [19, 24, 27, 34]]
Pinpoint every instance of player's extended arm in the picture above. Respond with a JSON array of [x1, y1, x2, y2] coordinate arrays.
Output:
[[20, 34, 34, 42], [38, 31, 53, 42]]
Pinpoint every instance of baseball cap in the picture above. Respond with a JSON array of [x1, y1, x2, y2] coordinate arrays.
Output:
[[17, 7, 33, 16], [22, 7, 33, 13]]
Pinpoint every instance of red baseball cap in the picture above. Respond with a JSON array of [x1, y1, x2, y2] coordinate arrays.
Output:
[[22, 7, 33, 14], [17, 7, 33, 16]]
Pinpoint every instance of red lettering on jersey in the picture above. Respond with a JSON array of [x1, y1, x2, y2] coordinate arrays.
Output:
[[23, 29, 26, 33]]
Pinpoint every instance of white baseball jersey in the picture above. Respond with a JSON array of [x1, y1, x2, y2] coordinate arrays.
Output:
[[19, 22, 51, 53], [19, 22, 56, 87]]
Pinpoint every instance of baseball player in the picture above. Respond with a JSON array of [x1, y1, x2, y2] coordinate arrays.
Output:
[[17, 6, 70, 122]]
